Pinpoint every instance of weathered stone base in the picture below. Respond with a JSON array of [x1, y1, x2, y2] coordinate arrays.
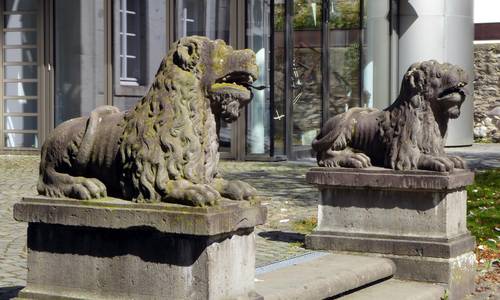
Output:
[[305, 168, 476, 300], [306, 231, 475, 258], [14, 196, 267, 300]]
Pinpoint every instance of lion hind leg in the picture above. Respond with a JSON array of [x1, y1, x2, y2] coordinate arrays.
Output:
[[319, 148, 371, 168], [38, 167, 107, 199]]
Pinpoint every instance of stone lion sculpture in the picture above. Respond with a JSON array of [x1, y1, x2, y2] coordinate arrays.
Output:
[[313, 60, 468, 172], [37, 36, 259, 206]]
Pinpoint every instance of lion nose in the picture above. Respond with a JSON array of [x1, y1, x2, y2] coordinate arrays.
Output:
[[458, 82, 466, 87]]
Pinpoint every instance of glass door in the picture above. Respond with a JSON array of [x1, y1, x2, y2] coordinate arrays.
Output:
[[291, 0, 322, 158], [0, 0, 42, 150]]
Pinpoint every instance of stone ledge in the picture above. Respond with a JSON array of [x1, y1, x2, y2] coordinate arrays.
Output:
[[306, 167, 474, 191], [255, 253, 396, 300], [306, 231, 475, 258], [14, 196, 267, 236]]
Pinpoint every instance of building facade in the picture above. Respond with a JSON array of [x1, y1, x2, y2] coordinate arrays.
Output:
[[0, 0, 474, 159]]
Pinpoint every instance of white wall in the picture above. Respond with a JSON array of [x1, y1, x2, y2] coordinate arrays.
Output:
[[474, 0, 500, 23]]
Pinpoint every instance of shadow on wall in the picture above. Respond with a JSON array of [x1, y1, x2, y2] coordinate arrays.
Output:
[[396, 0, 418, 36]]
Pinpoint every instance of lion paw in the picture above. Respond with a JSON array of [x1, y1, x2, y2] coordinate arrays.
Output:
[[66, 178, 107, 199], [418, 155, 456, 172], [40, 177, 108, 200], [448, 155, 467, 169], [217, 179, 257, 201], [320, 151, 371, 168], [184, 184, 221, 207]]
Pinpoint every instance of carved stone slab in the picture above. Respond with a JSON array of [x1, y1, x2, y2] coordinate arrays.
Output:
[[14, 196, 267, 300], [305, 168, 475, 300]]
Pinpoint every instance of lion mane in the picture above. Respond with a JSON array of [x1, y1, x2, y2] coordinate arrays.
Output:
[[38, 36, 258, 205], [312, 60, 469, 172]]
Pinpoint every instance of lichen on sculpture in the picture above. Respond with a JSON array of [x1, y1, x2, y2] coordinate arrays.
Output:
[[37, 36, 259, 206], [313, 60, 469, 172]]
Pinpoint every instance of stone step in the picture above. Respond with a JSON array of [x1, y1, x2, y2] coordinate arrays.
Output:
[[254, 252, 396, 300], [338, 279, 446, 300]]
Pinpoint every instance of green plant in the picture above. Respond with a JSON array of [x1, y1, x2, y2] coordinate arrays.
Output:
[[292, 216, 318, 234], [466, 169, 500, 248]]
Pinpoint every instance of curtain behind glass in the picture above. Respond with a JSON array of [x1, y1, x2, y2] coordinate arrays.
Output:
[[246, 0, 270, 155]]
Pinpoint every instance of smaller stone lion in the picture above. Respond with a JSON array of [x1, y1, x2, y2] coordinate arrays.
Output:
[[37, 36, 259, 206], [313, 60, 468, 172]]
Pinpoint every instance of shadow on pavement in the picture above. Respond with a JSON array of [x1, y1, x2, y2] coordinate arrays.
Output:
[[0, 286, 22, 300], [258, 231, 305, 244]]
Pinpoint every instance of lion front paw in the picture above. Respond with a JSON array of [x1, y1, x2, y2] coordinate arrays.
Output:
[[51, 177, 107, 199], [319, 150, 371, 168], [448, 155, 467, 169], [418, 155, 456, 172], [184, 184, 221, 207], [213, 178, 257, 201]]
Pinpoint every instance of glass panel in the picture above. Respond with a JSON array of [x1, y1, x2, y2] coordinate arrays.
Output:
[[4, 65, 37, 79], [246, 0, 270, 155], [3, 31, 37, 45], [4, 14, 37, 28], [4, 48, 37, 62], [272, 0, 285, 156], [4, 132, 38, 148], [292, 0, 322, 153], [5, 0, 39, 11], [4, 115, 37, 130], [4, 99, 37, 113], [4, 82, 37, 96], [175, 0, 230, 42], [118, 0, 144, 84], [55, 0, 106, 125], [328, 0, 362, 117]]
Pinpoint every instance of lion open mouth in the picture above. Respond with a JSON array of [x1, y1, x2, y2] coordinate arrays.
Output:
[[210, 71, 263, 122], [437, 82, 467, 118]]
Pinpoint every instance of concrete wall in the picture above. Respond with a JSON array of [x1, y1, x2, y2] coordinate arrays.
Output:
[[398, 0, 474, 146]]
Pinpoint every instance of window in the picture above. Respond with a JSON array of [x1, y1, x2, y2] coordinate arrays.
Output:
[[112, 0, 167, 110], [118, 0, 143, 86]]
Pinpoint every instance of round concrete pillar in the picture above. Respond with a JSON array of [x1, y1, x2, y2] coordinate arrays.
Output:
[[398, 0, 474, 146]]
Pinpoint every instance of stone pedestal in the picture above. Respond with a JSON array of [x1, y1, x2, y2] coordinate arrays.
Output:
[[14, 196, 266, 300], [305, 168, 476, 300]]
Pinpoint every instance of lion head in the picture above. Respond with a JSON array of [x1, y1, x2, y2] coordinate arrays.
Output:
[[399, 60, 468, 119], [118, 36, 259, 201], [171, 36, 259, 122]]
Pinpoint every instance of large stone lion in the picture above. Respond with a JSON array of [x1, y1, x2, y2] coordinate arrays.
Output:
[[37, 36, 259, 206], [313, 60, 468, 172]]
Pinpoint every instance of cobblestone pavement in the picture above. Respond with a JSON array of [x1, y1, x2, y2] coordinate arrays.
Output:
[[0, 149, 498, 299]]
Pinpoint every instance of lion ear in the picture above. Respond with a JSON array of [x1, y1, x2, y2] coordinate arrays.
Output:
[[173, 39, 200, 71], [405, 68, 426, 93]]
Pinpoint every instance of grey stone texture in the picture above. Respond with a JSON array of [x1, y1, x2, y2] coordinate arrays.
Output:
[[305, 168, 476, 300], [338, 279, 445, 300], [14, 196, 266, 300], [38, 36, 259, 206], [473, 43, 500, 142], [255, 253, 396, 300], [313, 61, 469, 172]]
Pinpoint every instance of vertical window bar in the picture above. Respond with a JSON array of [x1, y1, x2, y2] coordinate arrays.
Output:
[[120, 0, 127, 80]]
